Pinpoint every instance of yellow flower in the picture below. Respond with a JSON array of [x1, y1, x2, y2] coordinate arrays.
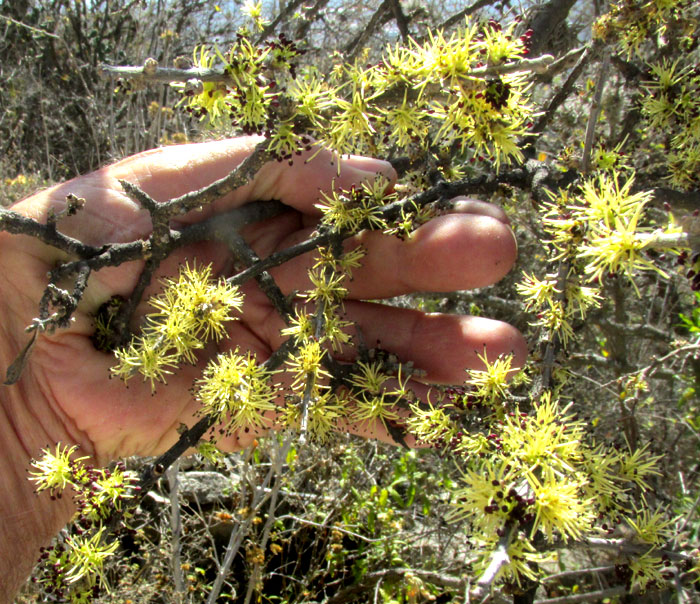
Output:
[[406, 402, 457, 445], [280, 308, 315, 341], [286, 340, 331, 391], [447, 460, 516, 533], [349, 360, 390, 395], [64, 527, 119, 588], [197, 350, 277, 433], [465, 351, 516, 406], [283, 392, 345, 443], [527, 469, 594, 543], [111, 335, 179, 391], [351, 391, 400, 428], [516, 272, 559, 311], [241, 0, 269, 31], [629, 550, 665, 592], [149, 262, 244, 343], [29, 444, 89, 496], [501, 396, 584, 475], [626, 507, 673, 547], [305, 268, 348, 305], [617, 443, 661, 491]]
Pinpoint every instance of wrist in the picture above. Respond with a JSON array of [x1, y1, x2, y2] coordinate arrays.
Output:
[[0, 384, 78, 602]]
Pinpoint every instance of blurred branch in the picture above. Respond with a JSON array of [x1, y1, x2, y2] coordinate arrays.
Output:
[[255, 0, 307, 43], [388, 0, 409, 42], [598, 340, 700, 390], [541, 565, 616, 583], [207, 437, 294, 604], [1, 14, 59, 38], [436, 0, 497, 32], [166, 460, 185, 599], [325, 566, 466, 604], [345, 0, 393, 59], [524, 0, 577, 58], [596, 319, 671, 342], [278, 515, 384, 543], [293, 0, 330, 41], [573, 536, 694, 563], [651, 188, 700, 213], [530, 44, 594, 140], [100, 61, 229, 83], [581, 55, 610, 174]]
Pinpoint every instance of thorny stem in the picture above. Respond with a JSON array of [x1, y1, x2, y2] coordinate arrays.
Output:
[[242, 440, 292, 604], [0, 205, 100, 258], [539, 260, 570, 392], [166, 142, 272, 216]]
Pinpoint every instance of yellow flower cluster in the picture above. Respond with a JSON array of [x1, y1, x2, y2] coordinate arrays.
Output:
[[593, 0, 694, 59], [442, 393, 664, 585], [518, 170, 684, 346], [180, 19, 535, 170], [594, 1, 699, 189], [196, 349, 277, 434], [640, 57, 700, 190], [111, 262, 244, 391], [28, 448, 137, 600]]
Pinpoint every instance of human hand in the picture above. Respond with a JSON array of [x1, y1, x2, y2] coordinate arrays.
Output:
[[0, 136, 527, 466]]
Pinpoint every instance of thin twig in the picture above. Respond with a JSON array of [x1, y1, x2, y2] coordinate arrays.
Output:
[[0, 207, 100, 258], [207, 436, 294, 604], [581, 54, 610, 174], [435, 0, 497, 32], [530, 44, 593, 138], [166, 460, 185, 600], [1, 14, 60, 39]]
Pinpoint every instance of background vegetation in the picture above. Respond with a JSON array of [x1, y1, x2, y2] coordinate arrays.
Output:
[[3, 0, 700, 602]]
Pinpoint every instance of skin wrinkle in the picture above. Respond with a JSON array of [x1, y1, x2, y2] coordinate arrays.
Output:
[[36, 330, 187, 461], [404, 214, 516, 291], [242, 207, 303, 262], [33, 339, 98, 457], [0, 266, 28, 360], [449, 198, 510, 224], [249, 153, 287, 202], [259, 212, 517, 300], [259, 303, 289, 349], [1, 384, 37, 461], [2, 356, 89, 473], [224, 310, 271, 361]]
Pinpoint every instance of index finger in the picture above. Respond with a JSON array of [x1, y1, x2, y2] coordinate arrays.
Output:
[[106, 136, 397, 214], [12, 137, 395, 250]]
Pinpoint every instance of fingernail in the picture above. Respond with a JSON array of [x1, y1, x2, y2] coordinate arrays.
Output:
[[347, 157, 397, 183], [449, 197, 511, 225]]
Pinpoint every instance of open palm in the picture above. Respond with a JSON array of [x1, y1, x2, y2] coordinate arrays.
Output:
[[0, 137, 526, 465]]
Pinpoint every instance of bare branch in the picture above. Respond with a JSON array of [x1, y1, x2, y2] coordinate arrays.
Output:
[[436, 0, 497, 32], [581, 55, 610, 174]]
